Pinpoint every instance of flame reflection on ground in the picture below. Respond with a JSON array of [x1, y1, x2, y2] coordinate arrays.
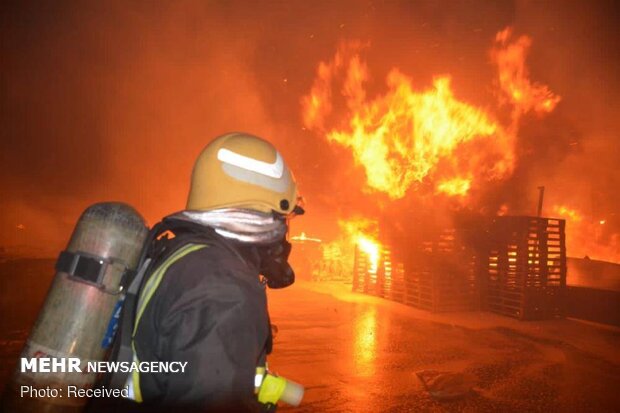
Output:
[[352, 307, 377, 377]]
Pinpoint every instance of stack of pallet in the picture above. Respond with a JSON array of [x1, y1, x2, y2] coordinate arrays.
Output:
[[353, 229, 480, 312], [352, 245, 397, 298], [401, 230, 480, 312], [484, 216, 566, 320], [351, 215, 567, 320]]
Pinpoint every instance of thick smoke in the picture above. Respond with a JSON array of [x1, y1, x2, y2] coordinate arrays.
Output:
[[1, 1, 618, 260]]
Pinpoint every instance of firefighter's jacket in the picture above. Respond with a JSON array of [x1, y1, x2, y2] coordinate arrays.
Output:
[[129, 226, 272, 412]]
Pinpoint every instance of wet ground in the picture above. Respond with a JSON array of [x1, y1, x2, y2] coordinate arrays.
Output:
[[1, 259, 620, 412], [268, 282, 620, 412]]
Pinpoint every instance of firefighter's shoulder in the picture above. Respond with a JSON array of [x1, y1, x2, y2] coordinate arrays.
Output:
[[153, 242, 263, 312]]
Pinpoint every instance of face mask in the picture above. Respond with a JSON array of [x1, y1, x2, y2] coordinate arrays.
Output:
[[260, 239, 295, 289]]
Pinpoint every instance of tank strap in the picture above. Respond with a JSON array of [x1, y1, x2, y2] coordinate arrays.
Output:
[[55, 250, 134, 294], [107, 256, 151, 390]]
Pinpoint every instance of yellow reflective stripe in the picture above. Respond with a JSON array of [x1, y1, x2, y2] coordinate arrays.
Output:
[[130, 353, 142, 402], [258, 374, 287, 405], [255, 366, 266, 392], [133, 243, 207, 335], [130, 243, 208, 403]]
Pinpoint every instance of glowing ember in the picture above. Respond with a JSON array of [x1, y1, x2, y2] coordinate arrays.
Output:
[[302, 28, 559, 202]]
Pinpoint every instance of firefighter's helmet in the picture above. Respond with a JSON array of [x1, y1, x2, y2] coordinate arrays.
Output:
[[187, 132, 301, 215]]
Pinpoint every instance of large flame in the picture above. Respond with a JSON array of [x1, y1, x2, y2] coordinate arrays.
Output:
[[302, 28, 559, 201]]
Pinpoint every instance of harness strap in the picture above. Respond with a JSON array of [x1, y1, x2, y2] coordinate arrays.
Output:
[[129, 243, 208, 402], [107, 257, 151, 389]]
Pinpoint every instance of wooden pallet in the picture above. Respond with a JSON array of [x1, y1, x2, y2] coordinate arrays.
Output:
[[484, 216, 566, 320], [353, 230, 480, 312]]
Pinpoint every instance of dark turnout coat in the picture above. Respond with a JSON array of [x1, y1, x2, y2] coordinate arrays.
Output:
[[92, 224, 273, 413]]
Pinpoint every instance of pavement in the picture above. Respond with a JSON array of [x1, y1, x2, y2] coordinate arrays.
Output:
[[267, 281, 620, 412]]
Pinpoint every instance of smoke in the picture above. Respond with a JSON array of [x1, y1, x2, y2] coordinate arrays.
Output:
[[0, 1, 290, 253], [506, 0, 620, 260], [1, 1, 618, 260]]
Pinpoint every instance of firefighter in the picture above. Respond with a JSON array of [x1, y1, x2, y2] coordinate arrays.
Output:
[[101, 132, 303, 412]]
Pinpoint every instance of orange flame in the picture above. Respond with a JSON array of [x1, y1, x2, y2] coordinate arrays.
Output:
[[356, 234, 381, 274], [492, 28, 561, 122], [341, 218, 381, 273], [317, 218, 381, 280], [436, 177, 472, 197], [302, 28, 559, 202]]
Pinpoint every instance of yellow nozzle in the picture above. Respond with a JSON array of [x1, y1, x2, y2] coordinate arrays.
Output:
[[257, 373, 304, 407]]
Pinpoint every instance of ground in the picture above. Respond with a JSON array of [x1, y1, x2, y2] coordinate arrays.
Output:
[[268, 282, 620, 412], [1, 259, 619, 412]]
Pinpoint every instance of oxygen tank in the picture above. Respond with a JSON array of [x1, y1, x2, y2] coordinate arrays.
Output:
[[1, 202, 148, 413]]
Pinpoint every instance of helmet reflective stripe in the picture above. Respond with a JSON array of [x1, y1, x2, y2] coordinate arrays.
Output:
[[221, 162, 291, 194], [217, 148, 284, 179]]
